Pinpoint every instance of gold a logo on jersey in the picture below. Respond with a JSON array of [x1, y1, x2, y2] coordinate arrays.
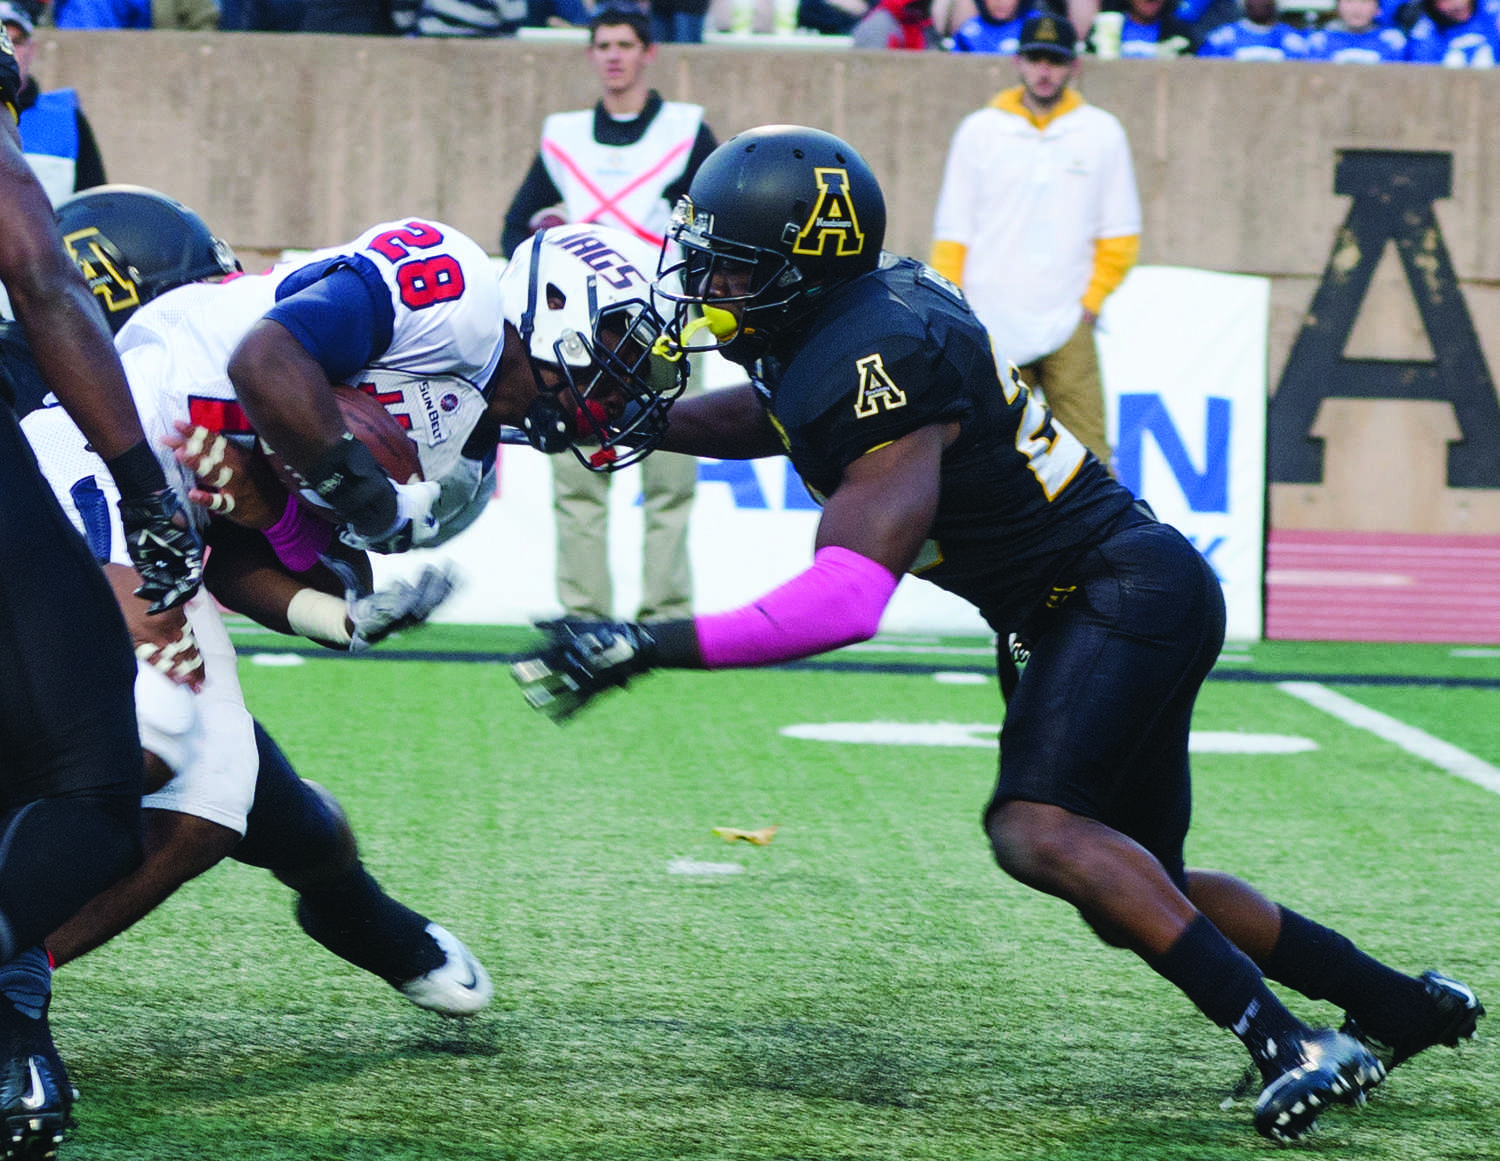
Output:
[[853, 353, 908, 418], [62, 227, 141, 319], [791, 168, 865, 260]]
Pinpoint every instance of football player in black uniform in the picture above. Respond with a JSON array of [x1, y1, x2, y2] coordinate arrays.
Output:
[[0, 26, 203, 1161], [512, 125, 1484, 1144]]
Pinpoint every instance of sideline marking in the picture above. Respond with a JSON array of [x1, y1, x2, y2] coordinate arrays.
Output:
[[250, 653, 306, 667], [934, 671, 990, 685], [667, 858, 744, 876], [1279, 681, 1500, 796], [780, 722, 1316, 754]]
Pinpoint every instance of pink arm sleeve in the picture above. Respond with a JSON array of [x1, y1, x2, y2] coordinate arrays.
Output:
[[263, 493, 334, 573], [695, 545, 900, 670]]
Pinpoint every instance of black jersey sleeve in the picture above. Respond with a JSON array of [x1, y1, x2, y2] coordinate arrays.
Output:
[[769, 268, 972, 497]]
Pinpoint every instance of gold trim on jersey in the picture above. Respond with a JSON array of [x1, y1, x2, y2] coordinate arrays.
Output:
[[853, 353, 908, 418]]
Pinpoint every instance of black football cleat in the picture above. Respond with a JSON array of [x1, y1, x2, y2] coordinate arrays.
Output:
[[1252, 1029, 1385, 1144], [1341, 970, 1485, 1072], [0, 1048, 72, 1161]]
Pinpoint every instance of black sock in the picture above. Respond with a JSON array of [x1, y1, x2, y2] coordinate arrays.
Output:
[[1262, 906, 1427, 1040], [0, 947, 49, 1021], [1149, 914, 1309, 1080], [296, 865, 444, 987]]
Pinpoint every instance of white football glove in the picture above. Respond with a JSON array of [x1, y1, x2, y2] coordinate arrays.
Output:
[[347, 564, 457, 654]]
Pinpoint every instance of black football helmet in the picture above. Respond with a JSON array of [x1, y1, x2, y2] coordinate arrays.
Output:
[[655, 125, 886, 364], [55, 184, 241, 333]]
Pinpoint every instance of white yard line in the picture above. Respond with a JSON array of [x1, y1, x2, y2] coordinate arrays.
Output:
[[1279, 681, 1500, 797]]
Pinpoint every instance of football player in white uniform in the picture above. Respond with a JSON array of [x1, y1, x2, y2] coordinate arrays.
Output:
[[80, 208, 682, 567], [29, 188, 683, 1030], [24, 188, 492, 1022]]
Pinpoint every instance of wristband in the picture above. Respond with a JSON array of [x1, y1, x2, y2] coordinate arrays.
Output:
[[263, 493, 334, 573], [105, 439, 169, 502], [286, 588, 353, 646]]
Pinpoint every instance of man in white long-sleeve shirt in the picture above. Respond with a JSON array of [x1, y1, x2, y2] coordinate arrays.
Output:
[[930, 11, 1140, 467]]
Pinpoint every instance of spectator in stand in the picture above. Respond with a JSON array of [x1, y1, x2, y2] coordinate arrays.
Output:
[[795, 0, 870, 32], [1089, 0, 1201, 54], [950, 0, 1030, 52], [851, 0, 941, 45], [652, 0, 710, 40], [0, 1, 103, 207], [299, 0, 402, 31], [1196, 0, 1308, 57], [1405, 0, 1500, 64], [1304, 0, 1407, 58], [392, 0, 523, 35], [48, 0, 219, 27], [217, 0, 303, 27]]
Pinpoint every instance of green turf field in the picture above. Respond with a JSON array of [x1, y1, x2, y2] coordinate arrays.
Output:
[[56, 628, 1499, 1160]]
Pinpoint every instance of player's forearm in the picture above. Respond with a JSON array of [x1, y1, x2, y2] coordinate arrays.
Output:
[[657, 384, 782, 460], [228, 320, 349, 469]]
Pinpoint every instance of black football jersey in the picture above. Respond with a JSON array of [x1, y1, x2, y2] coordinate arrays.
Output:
[[752, 254, 1135, 633], [0, 27, 19, 115]]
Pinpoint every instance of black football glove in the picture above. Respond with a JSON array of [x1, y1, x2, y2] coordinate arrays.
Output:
[[510, 619, 659, 723], [119, 489, 205, 614]]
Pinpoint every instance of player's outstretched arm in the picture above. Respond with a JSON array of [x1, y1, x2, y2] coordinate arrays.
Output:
[[656, 383, 784, 460], [0, 122, 203, 612], [512, 423, 952, 722]]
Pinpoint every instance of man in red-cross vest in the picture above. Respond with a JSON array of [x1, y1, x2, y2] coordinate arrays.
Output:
[[502, 7, 718, 628]]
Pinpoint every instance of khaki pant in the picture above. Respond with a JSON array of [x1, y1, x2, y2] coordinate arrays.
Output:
[[1016, 317, 1112, 468], [552, 434, 698, 622]]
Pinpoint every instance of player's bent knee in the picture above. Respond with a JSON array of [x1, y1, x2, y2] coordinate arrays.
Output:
[[984, 799, 1085, 890], [0, 793, 143, 956]]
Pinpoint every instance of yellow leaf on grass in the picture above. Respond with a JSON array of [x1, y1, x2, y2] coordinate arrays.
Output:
[[712, 825, 779, 846]]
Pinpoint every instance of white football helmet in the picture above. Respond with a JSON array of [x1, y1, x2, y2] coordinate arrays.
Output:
[[500, 224, 683, 471]]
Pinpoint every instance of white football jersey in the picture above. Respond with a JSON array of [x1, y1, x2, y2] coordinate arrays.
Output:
[[20, 402, 258, 834], [114, 217, 506, 544]]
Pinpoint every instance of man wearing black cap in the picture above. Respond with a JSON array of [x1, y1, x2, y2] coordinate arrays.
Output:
[[931, 10, 1140, 470]]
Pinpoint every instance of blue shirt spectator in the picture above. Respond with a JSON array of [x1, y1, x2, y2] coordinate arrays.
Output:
[[951, 0, 1028, 52], [53, 0, 152, 26], [1305, 0, 1408, 57], [1197, 0, 1308, 57], [1098, 0, 1201, 55], [1405, 0, 1500, 63]]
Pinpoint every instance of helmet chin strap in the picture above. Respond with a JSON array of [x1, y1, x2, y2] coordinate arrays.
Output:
[[518, 229, 575, 455]]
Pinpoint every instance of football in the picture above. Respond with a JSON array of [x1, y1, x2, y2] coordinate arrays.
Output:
[[332, 383, 423, 483], [260, 383, 423, 499]]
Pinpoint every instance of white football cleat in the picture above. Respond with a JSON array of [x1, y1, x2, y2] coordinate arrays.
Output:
[[397, 924, 493, 1017]]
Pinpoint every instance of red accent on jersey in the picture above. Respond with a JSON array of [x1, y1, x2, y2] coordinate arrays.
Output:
[[187, 396, 253, 434], [367, 221, 445, 263], [351, 381, 414, 430]]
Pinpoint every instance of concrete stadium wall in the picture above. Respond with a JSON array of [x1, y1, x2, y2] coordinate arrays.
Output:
[[28, 32, 1500, 540]]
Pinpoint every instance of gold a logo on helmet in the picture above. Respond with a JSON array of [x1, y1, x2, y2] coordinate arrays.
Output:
[[792, 168, 865, 259], [62, 227, 141, 317]]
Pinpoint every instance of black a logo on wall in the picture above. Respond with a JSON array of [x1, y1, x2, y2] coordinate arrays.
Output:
[[1269, 150, 1500, 487]]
